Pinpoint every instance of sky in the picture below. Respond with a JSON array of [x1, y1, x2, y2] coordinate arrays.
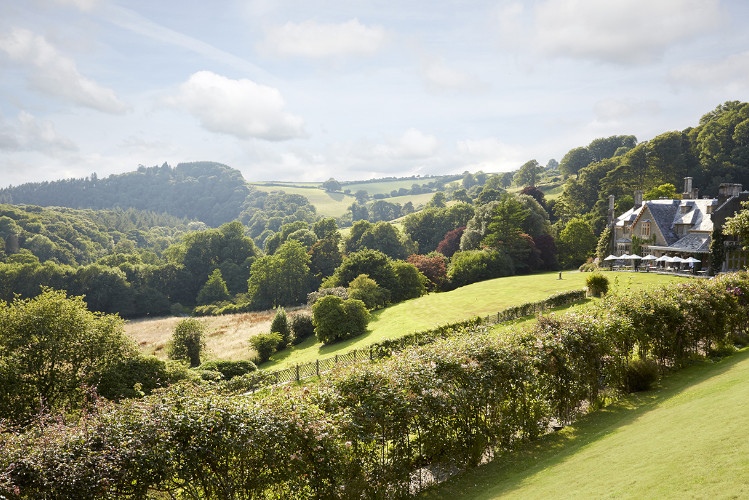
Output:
[[2, 0, 749, 187]]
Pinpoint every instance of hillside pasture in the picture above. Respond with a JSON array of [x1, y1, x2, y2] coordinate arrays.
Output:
[[343, 178, 432, 195], [421, 347, 749, 499], [249, 183, 355, 218]]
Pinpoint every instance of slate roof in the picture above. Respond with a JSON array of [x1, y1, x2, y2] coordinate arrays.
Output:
[[650, 232, 711, 253], [613, 197, 716, 254]]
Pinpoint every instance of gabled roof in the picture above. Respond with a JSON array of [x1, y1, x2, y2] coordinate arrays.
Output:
[[629, 200, 679, 244], [649, 232, 711, 253]]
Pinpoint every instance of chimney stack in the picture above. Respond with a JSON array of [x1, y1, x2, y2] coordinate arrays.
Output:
[[718, 183, 743, 206], [634, 189, 643, 208], [683, 177, 693, 198]]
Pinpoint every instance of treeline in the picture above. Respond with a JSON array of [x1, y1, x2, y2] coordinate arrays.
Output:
[[555, 101, 749, 233], [0, 204, 201, 266], [2, 273, 746, 498]]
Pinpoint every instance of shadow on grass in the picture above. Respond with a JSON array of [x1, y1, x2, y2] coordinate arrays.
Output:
[[419, 347, 749, 499]]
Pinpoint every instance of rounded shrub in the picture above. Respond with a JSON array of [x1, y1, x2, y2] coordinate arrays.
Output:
[[291, 313, 315, 345], [250, 331, 282, 363], [623, 358, 659, 392], [198, 360, 257, 380], [270, 307, 291, 346], [585, 272, 609, 297]]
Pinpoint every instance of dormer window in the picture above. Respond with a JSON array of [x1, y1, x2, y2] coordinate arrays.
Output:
[[641, 222, 651, 237], [680, 205, 691, 214]]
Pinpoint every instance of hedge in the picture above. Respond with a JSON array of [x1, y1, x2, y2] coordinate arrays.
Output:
[[2, 273, 748, 498]]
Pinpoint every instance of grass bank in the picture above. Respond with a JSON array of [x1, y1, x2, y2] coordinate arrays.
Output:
[[264, 271, 688, 368], [421, 348, 749, 499]]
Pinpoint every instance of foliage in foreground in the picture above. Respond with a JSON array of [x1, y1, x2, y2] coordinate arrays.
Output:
[[1, 273, 748, 498]]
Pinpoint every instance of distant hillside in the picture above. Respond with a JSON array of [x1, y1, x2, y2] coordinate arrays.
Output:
[[0, 162, 252, 227]]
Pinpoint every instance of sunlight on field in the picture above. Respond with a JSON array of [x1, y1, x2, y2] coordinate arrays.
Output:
[[249, 183, 355, 218]]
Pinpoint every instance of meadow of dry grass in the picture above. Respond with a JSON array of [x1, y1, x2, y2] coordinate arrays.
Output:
[[124, 307, 307, 362]]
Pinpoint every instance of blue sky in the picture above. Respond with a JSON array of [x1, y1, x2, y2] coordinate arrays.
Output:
[[2, 0, 749, 187]]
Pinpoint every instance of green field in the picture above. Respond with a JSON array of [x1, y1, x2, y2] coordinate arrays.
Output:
[[421, 347, 749, 499], [249, 183, 355, 218], [265, 271, 689, 369], [343, 179, 432, 195]]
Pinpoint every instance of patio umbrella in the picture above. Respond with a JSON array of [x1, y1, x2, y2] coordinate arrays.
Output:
[[641, 255, 658, 261], [628, 254, 642, 260], [671, 256, 685, 263], [603, 254, 618, 261], [683, 256, 701, 263], [655, 255, 669, 262], [619, 253, 632, 259]]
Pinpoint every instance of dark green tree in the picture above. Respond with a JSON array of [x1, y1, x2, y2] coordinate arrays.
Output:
[[168, 318, 206, 367], [196, 268, 230, 305]]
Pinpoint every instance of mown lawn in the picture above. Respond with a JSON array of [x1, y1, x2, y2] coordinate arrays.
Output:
[[264, 271, 689, 368], [420, 347, 749, 499]]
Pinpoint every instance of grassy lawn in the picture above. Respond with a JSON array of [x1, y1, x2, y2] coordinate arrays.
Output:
[[263, 271, 689, 369], [421, 347, 749, 499]]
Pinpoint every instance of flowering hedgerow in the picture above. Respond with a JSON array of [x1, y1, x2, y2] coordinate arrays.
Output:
[[2, 272, 748, 499]]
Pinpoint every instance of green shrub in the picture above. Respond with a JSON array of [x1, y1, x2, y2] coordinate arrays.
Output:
[[291, 313, 315, 345], [623, 358, 659, 392], [198, 360, 257, 380], [97, 355, 189, 400], [312, 295, 370, 344], [585, 272, 609, 297], [250, 332, 282, 363], [270, 307, 291, 346], [578, 262, 598, 272], [167, 318, 207, 367], [448, 249, 514, 288], [348, 274, 389, 310]]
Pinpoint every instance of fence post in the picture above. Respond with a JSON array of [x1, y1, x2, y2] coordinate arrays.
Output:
[[316, 359, 319, 377], [354, 349, 357, 362], [295, 364, 300, 382], [370, 346, 373, 361], [335, 354, 338, 364]]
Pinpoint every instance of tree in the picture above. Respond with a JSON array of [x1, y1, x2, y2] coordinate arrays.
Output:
[[436, 226, 465, 258], [0, 288, 135, 424], [326, 249, 397, 293], [546, 158, 559, 170], [196, 268, 230, 305], [724, 201, 749, 250], [309, 236, 343, 283], [348, 274, 389, 310], [407, 254, 448, 291], [559, 147, 592, 178], [249, 332, 281, 363], [322, 178, 341, 192], [247, 240, 313, 310], [390, 261, 427, 302], [168, 318, 206, 367], [427, 192, 447, 208], [270, 307, 291, 346], [452, 189, 472, 204], [644, 183, 680, 200], [513, 159, 543, 186], [312, 295, 369, 344], [558, 218, 597, 268], [354, 190, 369, 204]]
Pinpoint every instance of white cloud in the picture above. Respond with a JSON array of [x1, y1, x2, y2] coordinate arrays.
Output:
[[169, 71, 305, 141], [456, 137, 526, 172], [669, 51, 749, 91], [0, 28, 128, 113], [0, 111, 77, 154], [533, 0, 722, 64], [48, 0, 101, 11], [372, 128, 439, 160], [260, 18, 386, 58], [593, 98, 662, 123], [420, 56, 486, 92]]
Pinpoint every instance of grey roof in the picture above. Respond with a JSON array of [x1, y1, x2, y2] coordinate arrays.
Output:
[[649, 232, 711, 253], [614, 198, 714, 246], [643, 200, 680, 244]]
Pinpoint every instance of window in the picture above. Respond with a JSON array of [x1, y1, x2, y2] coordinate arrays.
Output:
[[641, 222, 650, 237]]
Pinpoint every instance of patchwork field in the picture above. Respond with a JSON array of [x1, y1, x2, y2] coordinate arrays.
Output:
[[249, 183, 355, 218]]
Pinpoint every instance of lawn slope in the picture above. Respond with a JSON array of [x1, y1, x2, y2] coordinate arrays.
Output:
[[421, 348, 749, 499], [265, 271, 688, 368]]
